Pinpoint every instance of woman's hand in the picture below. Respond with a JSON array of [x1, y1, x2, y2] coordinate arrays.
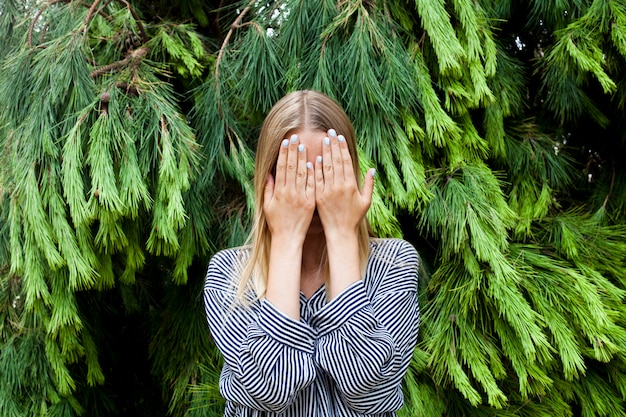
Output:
[[264, 134, 316, 320], [263, 134, 316, 244], [314, 129, 375, 239], [315, 129, 375, 299]]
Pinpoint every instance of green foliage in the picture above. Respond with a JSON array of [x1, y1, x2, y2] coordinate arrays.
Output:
[[1, 0, 625, 416]]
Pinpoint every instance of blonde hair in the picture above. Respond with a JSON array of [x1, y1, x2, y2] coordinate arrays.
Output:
[[236, 90, 372, 303]]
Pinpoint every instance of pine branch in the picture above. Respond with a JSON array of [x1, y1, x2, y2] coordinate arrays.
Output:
[[602, 158, 616, 210], [115, 0, 148, 44], [81, 0, 150, 65], [78, 0, 115, 26], [30, 0, 114, 47], [214, 0, 227, 38], [28, 0, 65, 47], [214, 0, 255, 93], [39, 23, 50, 44], [83, 0, 146, 54], [83, 0, 105, 33], [89, 46, 149, 78]]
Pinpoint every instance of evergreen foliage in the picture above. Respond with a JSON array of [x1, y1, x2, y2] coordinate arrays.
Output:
[[1, 0, 625, 416]]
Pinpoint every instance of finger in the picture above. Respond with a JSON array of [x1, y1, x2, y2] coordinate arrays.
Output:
[[328, 129, 344, 181], [296, 143, 307, 189], [361, 168, 376, 208], [322, 135, 333, 186], [275, 138, 290, 187], [306, 160, 315, 198], [285, 134, 299, 186], [315, 155, 324, 193], [337, 134, 354, 185]]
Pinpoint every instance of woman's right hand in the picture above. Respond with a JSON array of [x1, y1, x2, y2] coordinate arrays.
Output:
[[263, 134, 316, 244]]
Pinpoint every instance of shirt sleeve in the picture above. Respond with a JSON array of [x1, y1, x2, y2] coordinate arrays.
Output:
[[203, 252, 318, 413], [311, 240, 420, 414]]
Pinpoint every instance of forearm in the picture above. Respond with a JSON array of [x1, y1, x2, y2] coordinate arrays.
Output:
[[325, 230, 361, 299], [205, 285, 317, 412], [265, 236, 303, 320], [311, 283, 407, 414]]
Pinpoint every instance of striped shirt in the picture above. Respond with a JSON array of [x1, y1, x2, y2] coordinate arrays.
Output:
[[203, 238, 420, 416]]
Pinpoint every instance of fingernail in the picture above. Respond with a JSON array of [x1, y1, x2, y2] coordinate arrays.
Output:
[[306, 162, 313, 169], [328, 129, 337, 137], [290, 134, 298, 143], [298, 144, 305, 152], [338, 135, 345, 142], [371, 168, 376, 178], [324, 137, 330, 146], [282, 139, 289, 147], [317, 156, 323, 163]]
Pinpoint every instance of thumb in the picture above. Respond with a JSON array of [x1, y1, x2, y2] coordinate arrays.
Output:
[[361, 168, 375, 208]]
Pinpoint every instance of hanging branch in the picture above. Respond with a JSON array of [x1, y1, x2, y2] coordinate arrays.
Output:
[[116, 0, 149, 43], [214, 0, 255, 90], [83, 0, 105, 32], [81, 0, 113, 21], [30, 0, 114, 47], [90, 46, 149, 78], [28, 0, 64, 47], [601, 158, 616, 210], [40, 24, 50, 44], [83, 0, 146, 44], [211, 0, 256, 118], [213, 0, 226, 38]]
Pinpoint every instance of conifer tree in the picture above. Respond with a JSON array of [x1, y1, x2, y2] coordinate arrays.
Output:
[[0, 1, 625, 416]]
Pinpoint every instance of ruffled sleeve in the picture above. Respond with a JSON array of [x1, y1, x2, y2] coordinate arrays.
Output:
[[204, 250, 317, 413], [311, 240, 420, 414]]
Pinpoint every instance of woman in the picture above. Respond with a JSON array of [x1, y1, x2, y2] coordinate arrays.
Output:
[[204, 90, 420, 416]]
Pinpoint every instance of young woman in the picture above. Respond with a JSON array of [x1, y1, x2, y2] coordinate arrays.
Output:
[[204, 90, 420, 416]]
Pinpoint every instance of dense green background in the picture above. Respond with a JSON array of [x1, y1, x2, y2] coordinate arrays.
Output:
[[1, 0, 625, 416]]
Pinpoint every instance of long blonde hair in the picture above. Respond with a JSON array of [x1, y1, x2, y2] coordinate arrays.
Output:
[[236, 90, 372, 303]]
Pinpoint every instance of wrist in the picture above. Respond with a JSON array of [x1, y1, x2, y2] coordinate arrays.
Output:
[[270, 232, 306, 250], [324, 228, 359, 248], [266, 237, 303, 320]]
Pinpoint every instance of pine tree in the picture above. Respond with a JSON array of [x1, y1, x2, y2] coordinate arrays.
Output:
[[1, 1, 625, 416]]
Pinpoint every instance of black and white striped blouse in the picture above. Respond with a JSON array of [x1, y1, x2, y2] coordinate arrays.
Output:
[[203, 238, 420, 416]]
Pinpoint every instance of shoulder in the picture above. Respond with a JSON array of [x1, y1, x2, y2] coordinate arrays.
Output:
[[208, 246, 250, 267], [205, 246, 251, 292], [365, 238, 419, 294], [369, 238, 419, 266]]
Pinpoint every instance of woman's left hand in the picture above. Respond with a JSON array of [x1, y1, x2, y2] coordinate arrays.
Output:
[[314, 129, 375, 239]]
